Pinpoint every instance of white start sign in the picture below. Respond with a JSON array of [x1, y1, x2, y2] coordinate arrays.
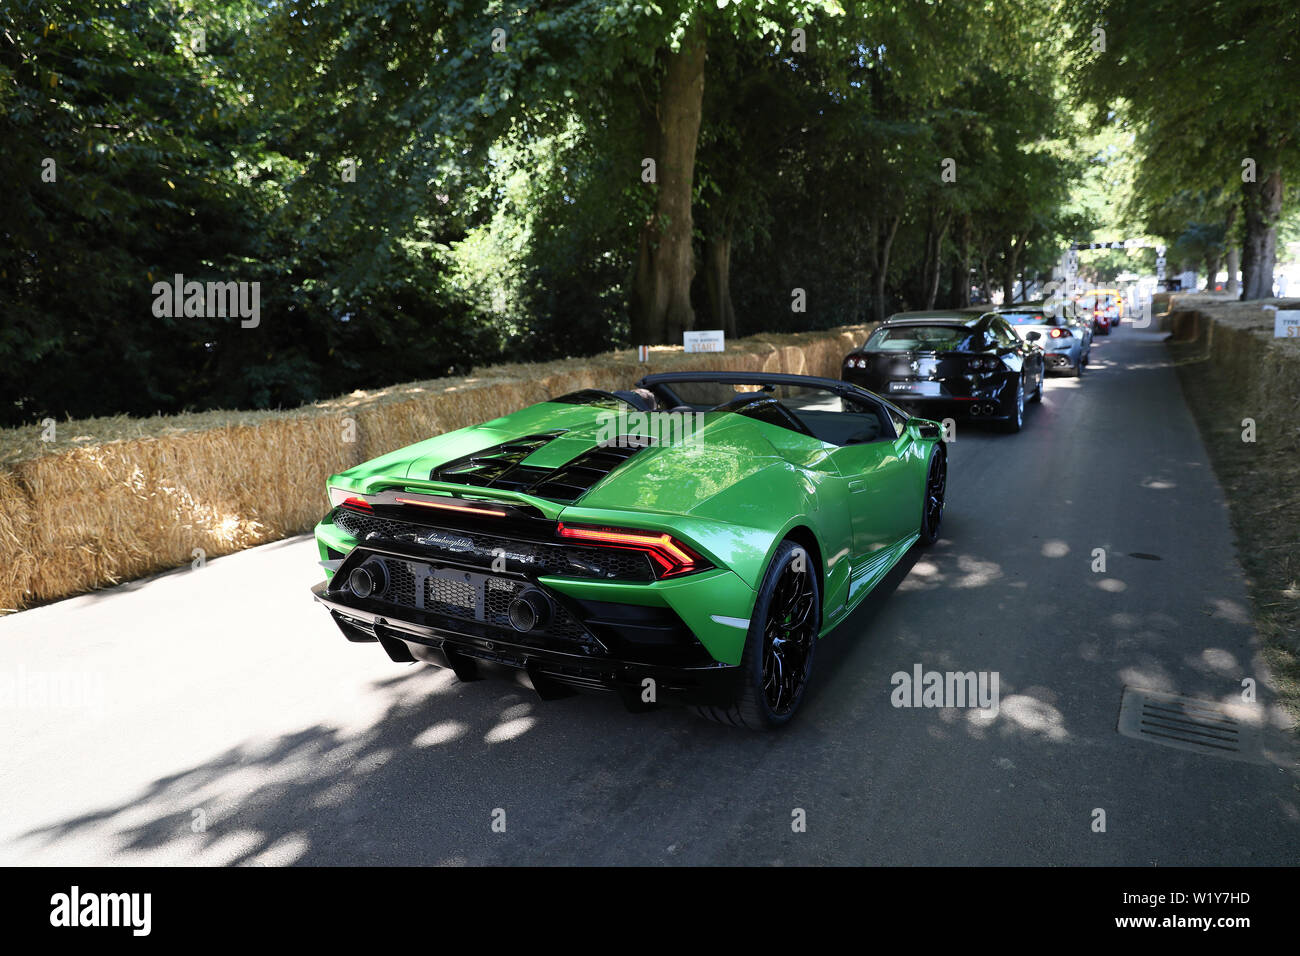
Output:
[[684, 330, 725, 353], [1268, 307, 1300, 339]]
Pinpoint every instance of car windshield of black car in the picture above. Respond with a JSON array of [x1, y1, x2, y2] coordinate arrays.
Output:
[[864, 325, 974, 351], [650, 381, 888, 445], [1000, 311, 1059, 326]]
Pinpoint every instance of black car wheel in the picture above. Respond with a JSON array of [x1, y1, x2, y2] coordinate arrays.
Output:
[[1030, 363, 1044, 402], [694, 539, 819, 730], [918, 446, 946, 546], [1001, 378, 1025, 433]]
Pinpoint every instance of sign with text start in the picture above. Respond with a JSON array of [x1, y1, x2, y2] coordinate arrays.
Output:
[[684, 330, 725, 353], [1266, 307, 1300, 339]]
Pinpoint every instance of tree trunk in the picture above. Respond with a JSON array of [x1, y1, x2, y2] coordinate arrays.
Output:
[[1001, 246, 1017, 306], [873, 214, 901, 323], [1221, 202, 1238, 293], [1226, 245, 1240, 295], [946, 260, 963, 309], [923, 212, 950, 310], [1204, 251, 1221, 291], [1015, 235, 1029, 301], [704, 229, 736, 337], [630, 30, 707, 344], [863, 211, 881, 318], [947, 214, 972, 308], [1240, 160, 1283, 300]]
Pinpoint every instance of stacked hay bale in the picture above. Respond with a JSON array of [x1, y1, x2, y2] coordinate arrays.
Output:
[[1166, 296, 1300, 436]]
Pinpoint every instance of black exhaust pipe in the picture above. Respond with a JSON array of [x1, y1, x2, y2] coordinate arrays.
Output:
[[348, 559, 389, 599], [508, 589, 552, 632]]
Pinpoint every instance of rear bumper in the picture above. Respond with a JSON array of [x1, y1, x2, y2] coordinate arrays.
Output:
[[893, 400, 1008, 422], [843, 371, 1014, 421], [1043, 349, 1078, 370], [861, 393, 1013, 423], [315, 508, 759, 665], [311, 532, 749, 704], [312, 580, 739, 706]]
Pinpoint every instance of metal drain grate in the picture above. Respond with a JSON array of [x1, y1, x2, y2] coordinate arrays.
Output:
[[1117, 687, 1265, 764]]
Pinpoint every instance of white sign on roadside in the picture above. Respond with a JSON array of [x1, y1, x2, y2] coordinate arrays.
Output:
[[684, 330, 725, 353], [1267, 307, 1300, 338]]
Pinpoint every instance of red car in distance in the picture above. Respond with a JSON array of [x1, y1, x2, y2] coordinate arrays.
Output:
[[1077, 289, 1123, 335]]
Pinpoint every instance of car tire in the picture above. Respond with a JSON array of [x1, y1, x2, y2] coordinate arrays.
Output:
[[693, 539, 820, 730], [1072, 356, 1082, 377], [1001, 379, 1025, 433], [918, 446, 946, 546], [1030, 365, 1044, 403]]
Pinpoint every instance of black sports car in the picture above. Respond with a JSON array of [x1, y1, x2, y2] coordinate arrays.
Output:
[[841, 310, 1045, 432]]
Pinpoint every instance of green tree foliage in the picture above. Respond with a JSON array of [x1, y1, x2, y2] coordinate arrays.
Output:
[[1069, 0, 1300, 299], [1, 1, 268, 418], [4, 0, 1097, 425]]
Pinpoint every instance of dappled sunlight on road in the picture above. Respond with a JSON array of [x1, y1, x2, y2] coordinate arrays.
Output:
[[1044, 375, 1086, 392], [413, 720, 470, 747], [911, 682, 1073, 746], [993, 693, 1070, 742], [1205, 597, 1251, 624], [1195, 647, 1240, 677], [8, 665, 574, 865], [898, 550, 1003, 591], [1041, 539, 1070, 557], [485, 717, 538, 743], [484, 702, 538, 743]]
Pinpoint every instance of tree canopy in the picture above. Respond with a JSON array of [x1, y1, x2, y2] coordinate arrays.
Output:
[[1069, 0, 1300, 295], [3, 0, 1289, 426]]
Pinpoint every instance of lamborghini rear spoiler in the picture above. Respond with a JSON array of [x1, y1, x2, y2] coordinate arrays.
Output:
[[330, 480, 568, 521]]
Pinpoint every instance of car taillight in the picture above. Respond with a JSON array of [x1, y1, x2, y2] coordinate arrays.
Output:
[[329, 486, 372, 510], [843, 355, 867, 369], [1049, 328, 1067, 338], [327, 488, 508, 518], [557, 523, 711, 579]]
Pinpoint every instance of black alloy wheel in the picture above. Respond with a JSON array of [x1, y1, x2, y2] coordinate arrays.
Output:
[[919, 447, 946, 546], [693, 539, 820, 729]]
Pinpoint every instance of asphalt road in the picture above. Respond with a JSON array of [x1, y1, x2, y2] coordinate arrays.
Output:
[[2, 326, 1297, 865]]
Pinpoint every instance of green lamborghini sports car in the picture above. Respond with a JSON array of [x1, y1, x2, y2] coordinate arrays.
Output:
[[311, 372, 947, 728]]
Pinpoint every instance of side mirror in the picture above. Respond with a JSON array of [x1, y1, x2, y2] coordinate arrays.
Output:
[[909, 418, 942, 439], [1025, 331, 1042, 342]]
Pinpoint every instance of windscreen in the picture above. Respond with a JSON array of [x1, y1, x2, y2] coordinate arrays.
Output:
[[1000, 311, 1062, 326], [655, 380, 870, 413], [863, 325, 975, 351], [646, 381, 888, 444]]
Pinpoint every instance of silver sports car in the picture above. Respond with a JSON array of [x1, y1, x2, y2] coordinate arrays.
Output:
[[987, 303, 1090, 377]]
